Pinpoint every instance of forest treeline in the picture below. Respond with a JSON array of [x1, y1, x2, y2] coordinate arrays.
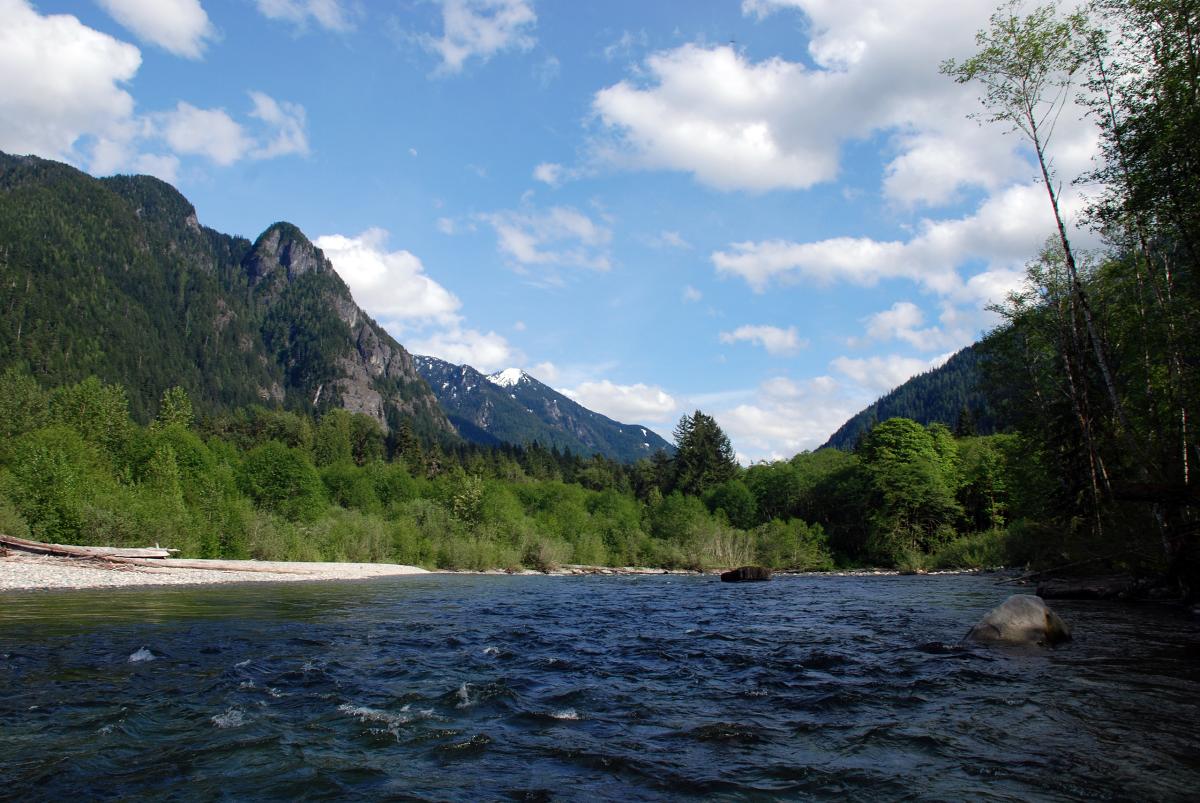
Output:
[[0, 371, 1040, 572], [943, 0, 1200, 596]]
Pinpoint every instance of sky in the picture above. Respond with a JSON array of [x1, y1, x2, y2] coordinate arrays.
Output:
[[0, 0, 1105, 461]]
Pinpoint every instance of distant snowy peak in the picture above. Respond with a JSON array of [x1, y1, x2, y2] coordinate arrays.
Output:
[[487, 368, 528, 388]]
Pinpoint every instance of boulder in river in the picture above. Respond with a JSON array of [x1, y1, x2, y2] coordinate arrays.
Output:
[[720, 566, 772, 583], [967, 594, 1071, 646]]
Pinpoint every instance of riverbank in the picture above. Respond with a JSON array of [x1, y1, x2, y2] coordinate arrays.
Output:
[[0, 552, 428, 591], [0, 551, 1004, 592]]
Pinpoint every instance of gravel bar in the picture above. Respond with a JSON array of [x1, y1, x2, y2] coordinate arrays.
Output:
[[0, 553, 428, 591]]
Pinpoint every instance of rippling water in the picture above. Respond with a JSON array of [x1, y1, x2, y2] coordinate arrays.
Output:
[[2, 574, 1198, 800]]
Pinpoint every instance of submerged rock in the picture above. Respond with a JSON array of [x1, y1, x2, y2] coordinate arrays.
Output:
[[967, 594, 1071, 646], [720, 566, 772, 583]]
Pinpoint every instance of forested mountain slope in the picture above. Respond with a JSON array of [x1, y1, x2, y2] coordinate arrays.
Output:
[[0, 152, 451, 439], [414, 356, 674, 462], [822, 345, 998, 450]]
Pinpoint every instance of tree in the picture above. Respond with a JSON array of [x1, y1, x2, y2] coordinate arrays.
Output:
[[48, 376, 133, 456], [0, 367, 47, 444], [671, 411, 738, 496], [152, 386, 194, 432], [943, 2, 1130, 441], [860, 418, 962, 560], [238, 440, 326, 521], [705, 479, 758, 530]]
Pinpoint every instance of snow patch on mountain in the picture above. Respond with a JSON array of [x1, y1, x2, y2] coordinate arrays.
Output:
[[488, 368, 526, 388]]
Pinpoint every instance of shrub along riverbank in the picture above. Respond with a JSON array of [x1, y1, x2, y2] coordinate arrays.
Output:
[[2, 370, 1151, 576]]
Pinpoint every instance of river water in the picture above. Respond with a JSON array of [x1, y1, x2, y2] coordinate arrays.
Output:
[[1, 574, 1197, 801]]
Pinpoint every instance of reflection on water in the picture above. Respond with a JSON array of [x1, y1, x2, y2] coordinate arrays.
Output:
[[1, 575, 1198, 800]]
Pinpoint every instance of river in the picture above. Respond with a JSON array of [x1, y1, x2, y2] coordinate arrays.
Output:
[[1, 574, 1197, 800]]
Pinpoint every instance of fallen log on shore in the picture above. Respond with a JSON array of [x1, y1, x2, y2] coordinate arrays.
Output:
[[2, 535, 325, 576], [1, 534, 177, 559], [110, 558, 317, 575]]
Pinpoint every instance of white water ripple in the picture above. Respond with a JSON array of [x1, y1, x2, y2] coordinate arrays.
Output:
[[212, 707, 246, 728], [128, 647, 155, 663]]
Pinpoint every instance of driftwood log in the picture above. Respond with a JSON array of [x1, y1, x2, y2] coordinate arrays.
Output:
[[1, 535, 315, 575], [0, 534, 177, 559], [114, 558, 316, 575]]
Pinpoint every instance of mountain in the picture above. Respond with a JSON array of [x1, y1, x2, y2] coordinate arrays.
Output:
[[0, 152, 451, 438], [822, 345, 998, 450], [414, 355, 674, 462]]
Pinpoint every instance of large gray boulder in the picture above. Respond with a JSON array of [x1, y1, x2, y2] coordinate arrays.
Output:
[[967, 594, 1071, 646]]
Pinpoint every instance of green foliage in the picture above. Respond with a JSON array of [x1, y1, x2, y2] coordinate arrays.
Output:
[[0, 368, 48, 445], [153, 386, 194, 432], [48, 377, 133, 457], [671, 411, 738, 496], [320, 461, 382, 514], [314, 408, 354, 467], [754, 519, 833, 570], [743, 461, 802, 522], [0, 376, 1075, 572], [238, 440, 326, 522], [859, 419, 963, 562], [0, 497, 31, 539], [930, 529, 1011, 570], [705, 479, 757, 530], [8, 426, 95, 543]]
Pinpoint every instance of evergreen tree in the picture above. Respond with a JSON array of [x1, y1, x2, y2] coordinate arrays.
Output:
[[671, 411, 738, 496]]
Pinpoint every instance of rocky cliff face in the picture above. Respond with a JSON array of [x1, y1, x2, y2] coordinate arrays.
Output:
[[243, 222, 453, 436]]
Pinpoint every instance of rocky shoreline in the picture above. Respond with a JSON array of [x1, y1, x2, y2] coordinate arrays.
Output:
[[0, 552, 1008, 593], [0, 552, 428, 592]]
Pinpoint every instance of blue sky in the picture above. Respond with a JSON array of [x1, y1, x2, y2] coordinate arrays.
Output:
[[1, 0, 1103, 460]]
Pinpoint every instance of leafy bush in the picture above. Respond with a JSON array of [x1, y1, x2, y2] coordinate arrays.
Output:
[[930, 529, 1010, 570], [754, 519, 833, 570], [238, 440, 326, 521]]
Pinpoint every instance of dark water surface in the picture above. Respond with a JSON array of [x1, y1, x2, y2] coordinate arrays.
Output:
[[2, 574, 1198, 801]]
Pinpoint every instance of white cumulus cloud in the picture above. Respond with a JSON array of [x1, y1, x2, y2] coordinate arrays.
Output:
[[712, 181, 1096, 303], [248, 91, 310, 158], [423, 0, 536, 74], [711, 375, 862, 461], [592, 44, 834, 192], [719, 324, 806, 355], [315, 228, 462, 326], [159, 102, 251, 165], [563, 380, 677, 425], [408, 327, 522, 374], [532, 162, 564, 186], [859, 301, 962, 352], [591, 1, 1095, 201], [96, 0, 214, 59], [831, 353, 951, 395], [0, 0, 140, 164], [156, 91, 310, 167]]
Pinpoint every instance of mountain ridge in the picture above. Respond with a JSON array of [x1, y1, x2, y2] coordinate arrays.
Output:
[[821, 345, 998, 450], [0, 151, 451, 438], [414, 355, 674, 462]]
